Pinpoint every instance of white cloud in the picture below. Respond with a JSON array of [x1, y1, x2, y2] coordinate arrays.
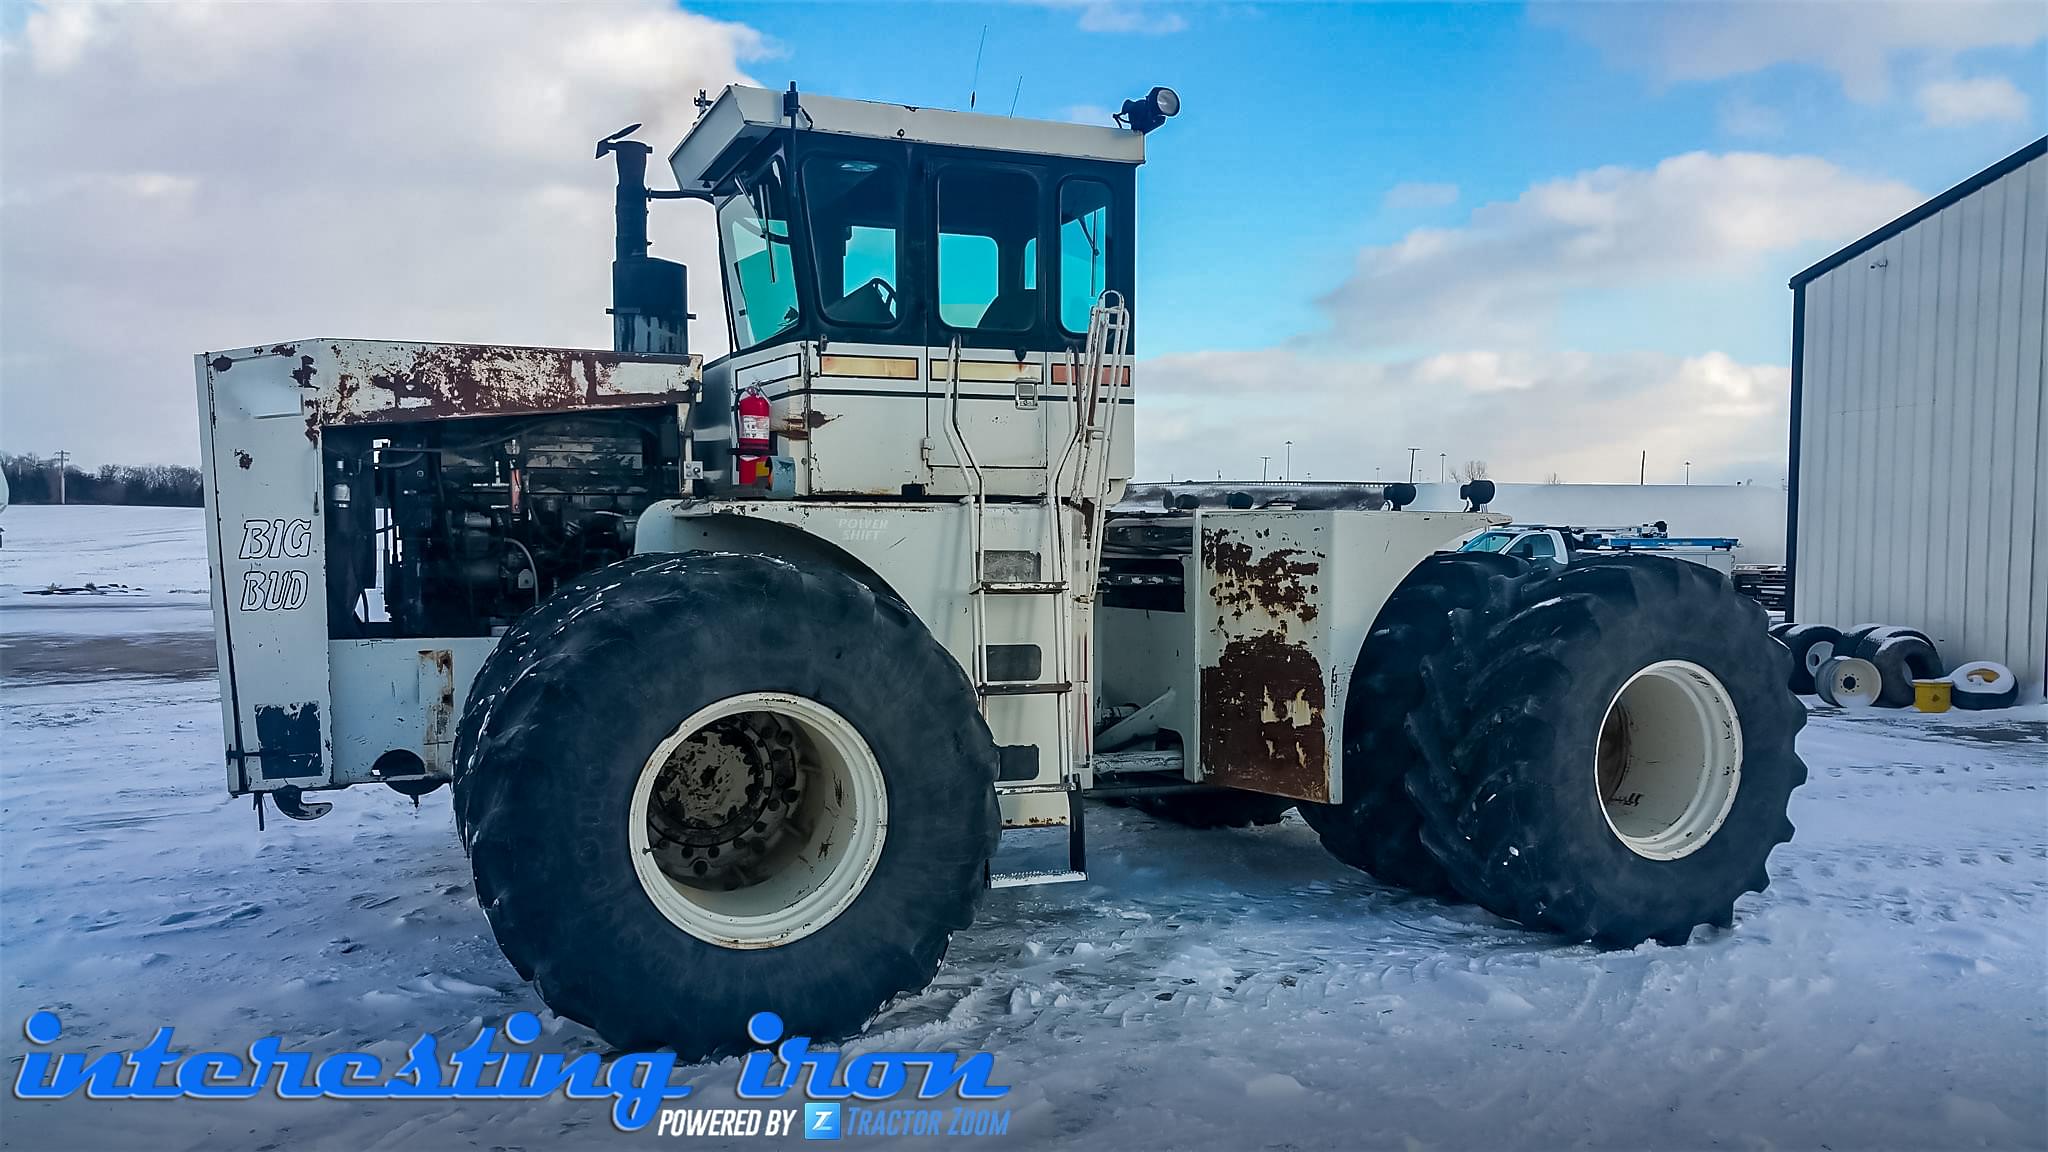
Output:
[[1035, 0, 1188, 35], [0, 1, 764, 465], [1917, 75, 2030, 125], [1136, 348, 1789, 485], [1382, 182, 1461, 210], [1317, 152, 1919, 349], [1062, 104, 1118, 126], [1536, 0, 2048, 102], [1136, 148, 1917, 485], [1717, 94, 1785, 138]]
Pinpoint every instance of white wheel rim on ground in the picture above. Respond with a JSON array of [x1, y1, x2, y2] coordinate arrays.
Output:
[[628, 692, 888, 949], [1594, 660, 1743, 861]]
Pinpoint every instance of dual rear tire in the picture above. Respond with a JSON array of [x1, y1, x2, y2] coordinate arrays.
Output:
[[1304, 553, 1808, 946]]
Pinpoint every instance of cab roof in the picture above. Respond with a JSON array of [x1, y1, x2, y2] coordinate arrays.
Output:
[[669, 85, 1146, 194]]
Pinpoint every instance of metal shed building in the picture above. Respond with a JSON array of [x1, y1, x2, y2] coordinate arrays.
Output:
[[1787, 136, 2047, 695]]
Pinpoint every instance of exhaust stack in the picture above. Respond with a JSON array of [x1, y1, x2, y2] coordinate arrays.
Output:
[[596, 124, 690, 356]]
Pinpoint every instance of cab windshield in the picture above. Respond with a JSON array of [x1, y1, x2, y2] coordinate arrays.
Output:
[[1462, 531, 1517, 554], [718, 158, 800, 349]]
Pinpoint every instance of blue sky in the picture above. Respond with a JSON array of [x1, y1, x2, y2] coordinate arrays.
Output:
[[697, 1, 2045, 365], [3, 1, 2043, 482]]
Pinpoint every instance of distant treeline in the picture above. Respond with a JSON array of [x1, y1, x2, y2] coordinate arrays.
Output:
[[1, 454, 204, 507]]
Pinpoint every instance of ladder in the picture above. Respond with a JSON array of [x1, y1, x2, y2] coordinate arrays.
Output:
[[946, 294, 1130, 888]]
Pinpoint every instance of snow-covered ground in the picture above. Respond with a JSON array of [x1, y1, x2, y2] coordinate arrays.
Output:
[[3, 505, 2044, 1151]]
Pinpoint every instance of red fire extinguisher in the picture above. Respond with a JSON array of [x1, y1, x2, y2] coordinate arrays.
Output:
[[736, 385, 772, 486]]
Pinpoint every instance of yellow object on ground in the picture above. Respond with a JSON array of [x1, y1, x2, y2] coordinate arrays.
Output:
[[1913, 679, 1952, 712]]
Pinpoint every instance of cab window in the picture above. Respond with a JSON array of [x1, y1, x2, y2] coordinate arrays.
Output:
[[804, 156, 903, 327], [718, 158, 800, 349], [936, 167, 1037, 332], [1509, 534, 1558, 563], [1058, 180, 1113, 333]]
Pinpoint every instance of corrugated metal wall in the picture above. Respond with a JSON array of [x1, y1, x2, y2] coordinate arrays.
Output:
[[1793, 150, 2046, 693]]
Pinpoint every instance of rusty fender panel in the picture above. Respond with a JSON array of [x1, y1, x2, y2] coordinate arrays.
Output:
[[306, 341, 699, 433], [1198, 633, 1329, 802], [1197, 519, 1332, 803], [1200, 533, 1320, 623]]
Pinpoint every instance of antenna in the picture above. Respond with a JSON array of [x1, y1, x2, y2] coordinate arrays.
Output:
[[969, 25, 988, 108], [1009, 76, 1024, 117]]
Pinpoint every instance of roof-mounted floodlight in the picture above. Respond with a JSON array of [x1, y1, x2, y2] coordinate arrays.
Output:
[[1118, 86, 1180, 134]]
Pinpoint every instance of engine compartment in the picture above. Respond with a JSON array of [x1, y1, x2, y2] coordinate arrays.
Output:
[[321, 407, 684, 638]]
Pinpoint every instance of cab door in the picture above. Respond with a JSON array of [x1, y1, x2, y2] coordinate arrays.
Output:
[[922, 160, 1054, 495]]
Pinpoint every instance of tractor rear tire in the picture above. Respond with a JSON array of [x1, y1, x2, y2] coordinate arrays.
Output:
[[1131, 789, 1294, 829], [1404, 555, 1808, 946], [455, 552, 999, 1056], [1299, 551, 1530, 896]]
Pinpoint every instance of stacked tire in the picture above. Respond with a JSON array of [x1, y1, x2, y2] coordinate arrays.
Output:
[[1776, 623, 1843, 695], [1771, 620, 1950, 708]]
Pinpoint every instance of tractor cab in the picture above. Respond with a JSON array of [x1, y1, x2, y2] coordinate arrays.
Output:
[[665, 85, 1154, 499]]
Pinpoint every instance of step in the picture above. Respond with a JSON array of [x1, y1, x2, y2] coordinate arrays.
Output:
[[988, 869, 1088, 890], [995, 781, 1073, 795], [978, 681, 1073, 697], [977, 581, 1068, 595]]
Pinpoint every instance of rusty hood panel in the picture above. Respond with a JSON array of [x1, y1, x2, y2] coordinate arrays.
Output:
[[1195, 515, 1334, 804], [281, 339, 700, 431]]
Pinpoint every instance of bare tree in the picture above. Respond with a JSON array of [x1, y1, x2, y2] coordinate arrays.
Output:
[[1543, 471, 1563, 485], [1455, 459, 1490, 483]]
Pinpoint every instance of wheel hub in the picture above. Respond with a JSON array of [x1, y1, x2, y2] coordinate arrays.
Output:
[[1594, 660, 1743, 861], [629, 692, 888, 948], [646, 713, 801, 885]]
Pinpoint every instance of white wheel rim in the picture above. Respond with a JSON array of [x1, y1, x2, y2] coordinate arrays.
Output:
[[1803, 639, 1834, 676], [1594, 660, 1743, 861], [628, 692, 888, 949]]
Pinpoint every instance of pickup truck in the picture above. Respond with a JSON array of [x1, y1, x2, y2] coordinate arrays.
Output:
[[1459, 524, 1738, 576]]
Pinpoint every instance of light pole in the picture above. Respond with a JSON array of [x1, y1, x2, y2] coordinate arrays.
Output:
[[1407, 447, 1420, 483], [1685, 460, 1692, 485], [1283, 440, 1293, 481], [1260, 456, 1270, 482], [1439, 452, 1447, 482]]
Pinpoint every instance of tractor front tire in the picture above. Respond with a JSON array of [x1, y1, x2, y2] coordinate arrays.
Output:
[[454, 552, 999, 1056], [1405, 555, 1808, 946], [453, 552, 684, 843]]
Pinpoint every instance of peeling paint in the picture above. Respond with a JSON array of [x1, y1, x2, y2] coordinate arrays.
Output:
[[307, 341, 699, 431], [1202, 535, 1322, 624], [420, 649, 456, 775], [1199, 633, 1329, 803]]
